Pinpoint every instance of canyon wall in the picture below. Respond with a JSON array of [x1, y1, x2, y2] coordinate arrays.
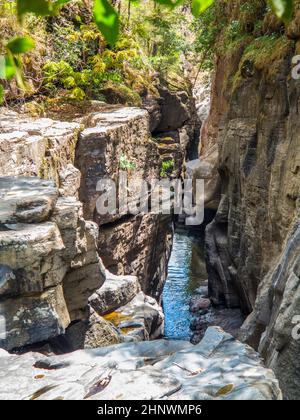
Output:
[[203, 0, 300, 398], [0, 85, 198, 351]]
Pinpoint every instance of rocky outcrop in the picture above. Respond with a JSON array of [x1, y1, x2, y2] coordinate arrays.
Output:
[[0, 109, 81, 185], [62, 310, 121, 351], [202, 1, 300, 398], [0, 327, 281, 400], [239, 222, 300, 400], [73, 107, 174, 296], [0, 174, 165, 350], [75, 107, 160, 224], [186, 158, 220, 212], [0, 88, 198, 351], [0, 177, 105, 350], [89, 272, 140, 315], [97, 214, 173, 297], [74, 94, 198, 297], [102, 291, 164, 342], [0, 69, 201, 356]]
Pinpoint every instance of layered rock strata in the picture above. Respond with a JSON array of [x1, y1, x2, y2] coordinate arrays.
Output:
[[0, 89, 198, 350], [202, 1, 300, 398]]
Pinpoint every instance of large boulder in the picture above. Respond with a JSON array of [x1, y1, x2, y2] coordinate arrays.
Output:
[[0, 285, 70, 350], [102, 291, 165, 341], [63, 310, 121, 351], [154, 87, 191, 132], [186, 157, 221, 211], [0, 222, 66, 296], [89, 272, 140, 315]]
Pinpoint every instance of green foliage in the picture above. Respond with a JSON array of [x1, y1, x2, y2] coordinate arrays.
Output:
[[0, 0, 296, 105], [160, 159, 174, 178], [231, 33, 291, 91], [0, 84, 4, 105], [50, 22, 102, 69], [17, 0, 72, 21], [268, 0, 294, 21], [241, 34, 290, 67], [192, 0, 214, 17], [131, 4, 189, 77], [0, 35, 35, 95], [6, 36, 35, 54], [93, 0, 120, 45], [120, 154, 136, 171], [3, 54, 16, 80], [191, 2, 222, 69]]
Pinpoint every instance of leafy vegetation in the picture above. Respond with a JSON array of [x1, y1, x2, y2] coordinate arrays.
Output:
[[160, 159, 174, 178], [120, 154, 136, 171], [0, 0, 296, 105]]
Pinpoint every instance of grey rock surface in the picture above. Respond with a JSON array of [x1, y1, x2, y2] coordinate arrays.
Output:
[[0, 327, 281, 400], [0, 177, 58, 224], [89, 272, 140, 315]]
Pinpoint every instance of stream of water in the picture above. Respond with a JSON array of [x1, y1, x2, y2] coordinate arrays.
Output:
[[162, 228, 245, 341], [162, 229, 207, 340]]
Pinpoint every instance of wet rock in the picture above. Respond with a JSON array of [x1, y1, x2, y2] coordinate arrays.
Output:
[[189, 297, 211, 312], [190, 317, 208, 332], [194, 285, 208, 297], [190, 307, 245, 345], [0, 327, 281, 400]]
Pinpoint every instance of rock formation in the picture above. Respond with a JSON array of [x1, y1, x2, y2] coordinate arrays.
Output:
[[202, 1, 300, 399], [0, 83, 199, 351], [0, 327, 281, 400]]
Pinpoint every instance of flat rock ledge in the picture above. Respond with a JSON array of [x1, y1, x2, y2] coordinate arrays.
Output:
[[0, 327, 281, 400]]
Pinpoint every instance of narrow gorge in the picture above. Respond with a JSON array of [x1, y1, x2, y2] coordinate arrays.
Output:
[[0, 0, 299, 402]]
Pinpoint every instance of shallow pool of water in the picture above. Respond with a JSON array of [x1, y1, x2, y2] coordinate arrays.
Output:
[[162, 229, 207, 340]]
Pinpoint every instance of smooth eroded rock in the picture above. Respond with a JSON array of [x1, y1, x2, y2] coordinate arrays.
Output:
[[0, 327, 281, 400], [0, 177, 58, 224]]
